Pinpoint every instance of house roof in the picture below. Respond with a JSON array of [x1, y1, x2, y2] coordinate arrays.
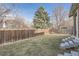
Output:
[[69, 3, 79, 17]]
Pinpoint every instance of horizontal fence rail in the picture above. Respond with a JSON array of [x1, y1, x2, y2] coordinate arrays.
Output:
[[0, 29, 44, 44]]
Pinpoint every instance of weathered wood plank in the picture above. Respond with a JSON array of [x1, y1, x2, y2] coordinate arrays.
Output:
[[0, 29, 36, 44]]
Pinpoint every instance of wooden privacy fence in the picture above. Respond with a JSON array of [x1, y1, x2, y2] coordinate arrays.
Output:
[[0, 29, 36, 44]]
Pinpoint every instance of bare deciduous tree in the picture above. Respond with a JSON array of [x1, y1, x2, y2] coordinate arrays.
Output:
[[14, 16, 28, 28], [0, 4, 12, 28], [52, 6, 67, 32]]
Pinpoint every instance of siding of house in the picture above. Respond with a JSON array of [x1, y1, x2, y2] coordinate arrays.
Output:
[[75, 8, 79, 37]]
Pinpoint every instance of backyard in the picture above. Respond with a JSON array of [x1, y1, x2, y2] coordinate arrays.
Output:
[[0, 34, 69, 56]]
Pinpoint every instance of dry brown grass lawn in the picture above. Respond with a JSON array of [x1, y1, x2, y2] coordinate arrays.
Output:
[[0, 34, 70, 56]]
